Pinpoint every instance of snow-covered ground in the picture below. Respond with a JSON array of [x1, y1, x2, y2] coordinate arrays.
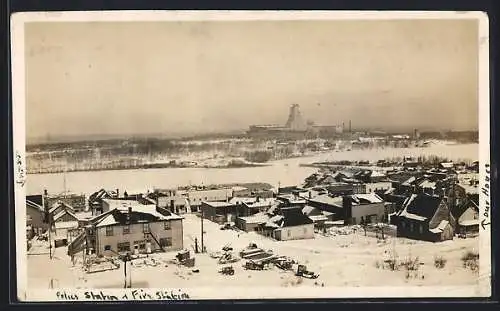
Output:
[[27, 214, 479, 291]]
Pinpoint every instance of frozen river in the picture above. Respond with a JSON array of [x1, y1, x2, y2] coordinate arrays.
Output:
[[26, 143, 478, 196]]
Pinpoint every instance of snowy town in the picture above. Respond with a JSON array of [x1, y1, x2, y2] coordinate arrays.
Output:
[[26, 153, 480, 289], [20, 15, 483, 295]]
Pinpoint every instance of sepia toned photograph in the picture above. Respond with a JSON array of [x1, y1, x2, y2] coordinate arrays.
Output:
[[11, 11, 491, 301]]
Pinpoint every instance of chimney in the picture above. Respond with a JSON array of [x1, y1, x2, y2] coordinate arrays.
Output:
[[116, 189, 119, 198], [170, 199, 175, 212], [256, 196, 260, 203], [309, 191, 312, 199]]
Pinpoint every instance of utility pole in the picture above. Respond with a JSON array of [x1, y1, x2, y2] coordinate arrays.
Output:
[[123, 254, 128, 288], [48, 208, 53, 260], [48, 224, 52, 260], [201, 207, 204, 253], [110, 249, 131, 288], [63, 170, 67, 198]]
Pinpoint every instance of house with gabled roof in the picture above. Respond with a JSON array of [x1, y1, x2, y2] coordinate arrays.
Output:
[[48, 201, 80, 244], [201, 201, 237, 224], [343, 193, 387, 225], [415, 178, 437, 195], [44, 193, 87, 213], [394, 194, 455, 242], [301, 205, 334, 230], [88, 189, 117, 215], [150, 189, 190, 214], [262, 207, 314, 241], [236, 212, 271, 232], [306, 194, 343, 216], [48, 200, 75, 218], [68, 201, 183, 257], [26, 196, 48, 236], [238, 197, 275, 217], [452, 197, 479, 237]]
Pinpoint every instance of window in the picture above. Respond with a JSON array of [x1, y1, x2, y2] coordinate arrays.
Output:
[[104, 245, 111, 251], [134, 240, 146, 250], [143, 223, 150, 233], [410, 222, 414, 232], [159, 237, 172, 247], [419, 224, 423, 234], [117, 242, 130, 252], [287, 230, 291, 237], [123, 225, 130, 235], [303, 227, 307, 234], [105, 226, 113, 236], [164, 221, 171, 230]]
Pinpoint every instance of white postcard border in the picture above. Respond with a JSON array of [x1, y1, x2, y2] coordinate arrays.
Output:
[[10, 10, 491, 301]]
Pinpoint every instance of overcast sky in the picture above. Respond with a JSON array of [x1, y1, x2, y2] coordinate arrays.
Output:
[[25, 19, 479, 142]]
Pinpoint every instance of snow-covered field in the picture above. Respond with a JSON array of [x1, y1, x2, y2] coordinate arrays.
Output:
[[27, 214, 479, 291]]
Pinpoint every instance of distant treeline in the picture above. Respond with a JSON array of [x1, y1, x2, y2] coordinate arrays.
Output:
[[244, 150, 273, 163], [419, 131, 478, 143], [26, 134, 248, 153], [27, 138, 253, 159], [26, 130, 478, 153]]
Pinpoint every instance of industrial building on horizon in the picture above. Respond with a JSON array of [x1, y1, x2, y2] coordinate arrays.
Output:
[[247, 104, 349, 139]]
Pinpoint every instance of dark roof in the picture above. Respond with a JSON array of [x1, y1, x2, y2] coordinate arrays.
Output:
[[111, 209, 163, 224], [49, 201, 75, 214], [469, 193, 479, 205], [388, 172, 420, 183], [26, 195, 43, 206], [90, 205, 180, 227], [404, 194, 444, 219], [451, 198, 479, 220], [385, 194, 409, 205], [88, 189, 114, 204], [354, 170, 372, 178], [278, 186, 304, 194], [26, 199, 44, 212], [280, 207, 313, 227]]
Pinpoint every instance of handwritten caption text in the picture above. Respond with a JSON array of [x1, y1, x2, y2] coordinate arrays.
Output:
[[56, 289, 190, 301], [481, 163, 491, 230]]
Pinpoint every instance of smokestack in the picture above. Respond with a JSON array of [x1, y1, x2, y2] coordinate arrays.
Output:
[[116, 189, 119, 198], [349, 120, 352, 133], [170, 199, 175, 212]]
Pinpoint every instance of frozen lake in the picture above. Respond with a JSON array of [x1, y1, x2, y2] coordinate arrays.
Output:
[[26, 143, 478, 196]]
